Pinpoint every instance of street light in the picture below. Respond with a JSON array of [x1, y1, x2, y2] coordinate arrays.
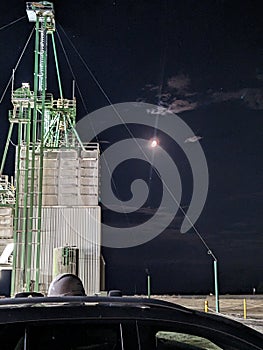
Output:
[[145, 268, 151, 298], [178, 205, 220, 313], [208, 250, 219, 313]]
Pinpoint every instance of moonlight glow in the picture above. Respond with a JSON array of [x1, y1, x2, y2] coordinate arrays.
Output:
[[150, 138, 158, 148]]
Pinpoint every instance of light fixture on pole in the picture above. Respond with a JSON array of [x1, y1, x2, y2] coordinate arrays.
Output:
[[208, 249, 219, 313]]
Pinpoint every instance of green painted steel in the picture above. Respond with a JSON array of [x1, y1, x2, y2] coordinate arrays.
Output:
[[35, 15, 48, 291], [19, 122, 27, 289], [10, 3, 79, 294], [0, 123, 14, 175], [11, 122, 22, 296], [25, 15, 40, 293], [51, 33, 63, 99], [214, 259, 220, 313], [3, 2, 89, 295], [23, 111, 32, 291], [0, 1, 101, 296], [147, 274, 151, 299]]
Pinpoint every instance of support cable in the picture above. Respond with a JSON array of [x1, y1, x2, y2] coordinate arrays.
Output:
[[0, 16, 26, 32], [56, 27, 131, 224], [149, 0, 168, 187], [55, 30, 88, 113], [51, 32, 63, 99], [58, 23, 166, 175], [0, 27, 34, 104], [57, 24, 216, 258], [58, 24, 115, 107]]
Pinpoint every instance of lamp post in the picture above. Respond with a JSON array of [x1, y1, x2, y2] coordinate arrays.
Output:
[[208, 250, 219, 313], [145, 268, 151, 298]]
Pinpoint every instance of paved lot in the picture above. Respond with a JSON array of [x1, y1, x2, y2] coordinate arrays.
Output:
[[150, 295, 263, 333]]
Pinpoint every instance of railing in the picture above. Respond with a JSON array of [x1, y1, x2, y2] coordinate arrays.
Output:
[[52, 98, 76, 110], [8, 108, 30, 123], [0, 175, 15, 205], [12, 90, 34, 101], [12, 90, 53, 103]]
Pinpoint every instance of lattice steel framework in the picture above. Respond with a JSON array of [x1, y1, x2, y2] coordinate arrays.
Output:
[[0, 2, 101, 295]]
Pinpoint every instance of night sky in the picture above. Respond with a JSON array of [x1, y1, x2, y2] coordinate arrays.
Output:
[[0, 0, 262, 294]]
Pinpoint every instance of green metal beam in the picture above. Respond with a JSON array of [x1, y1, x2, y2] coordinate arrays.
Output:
[[66, 113, 85, 151], [214, 259, 220, 313], [0, 123, 14, 175], [26, 16, 40, 293], [35, 15, 49, 291], [10, 2, 89, 295], [11, 121, 22, 295], [51, 32, 63, 99], [24, 108, 32, 290]]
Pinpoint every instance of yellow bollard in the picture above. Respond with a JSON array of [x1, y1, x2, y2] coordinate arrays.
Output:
[[205, 300, 208, 313], [243, 298, 247, 319]]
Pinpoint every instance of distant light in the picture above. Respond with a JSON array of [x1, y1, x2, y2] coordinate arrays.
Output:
[[150, 138, 158, 148]]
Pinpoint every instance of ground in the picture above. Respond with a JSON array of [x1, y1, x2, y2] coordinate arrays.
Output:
[[149, 294, 263, 333]]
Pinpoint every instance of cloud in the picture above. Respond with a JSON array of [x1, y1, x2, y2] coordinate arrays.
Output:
[[169, 98, 198, 113], [211, 90, 243, 103], [146, 106, 173, 116], [141, 74, 263, 113], [240, 89, 263, 110], [140, 73, 199, 113], [143, 84, 159, 92], [167, 74, 191, 93], [206, 88, 263, 110], [156, 92, 171, 102], [184, 136, 202, 143]]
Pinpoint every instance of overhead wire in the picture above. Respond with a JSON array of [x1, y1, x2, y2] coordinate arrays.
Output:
[[55, 30, 89, 113], [58, 22, 160, 203], [149, 0, 168, 186], [58, 23, 116, 110], [57, 22, 215, 258], [0, 16, 26, 32], [0, 27, 34, 104], [57, 23, 150, 147], [157, 0, 168, 107], [0, 13, 215, 260], [56, 27, 130, 223], [0, 10, 216, 262], [151, 1, 216, 258], [0, 8, 217, 298]]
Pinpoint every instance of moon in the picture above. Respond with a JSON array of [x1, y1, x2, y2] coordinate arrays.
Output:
[[150, 138, 158, 148]]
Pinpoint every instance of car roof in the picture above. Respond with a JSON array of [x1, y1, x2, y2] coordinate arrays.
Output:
[[0, 296, 262, 349]]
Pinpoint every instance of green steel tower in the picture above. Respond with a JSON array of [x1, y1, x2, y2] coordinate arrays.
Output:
[[0, 2, 101, 296]]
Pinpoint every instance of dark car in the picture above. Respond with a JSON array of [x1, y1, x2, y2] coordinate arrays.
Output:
[[0, 296, 262, 349]]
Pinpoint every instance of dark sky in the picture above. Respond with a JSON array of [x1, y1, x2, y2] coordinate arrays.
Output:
[[0, 0, 262, 294]]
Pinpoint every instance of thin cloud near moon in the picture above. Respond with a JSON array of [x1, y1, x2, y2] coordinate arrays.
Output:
[[141, 74, 263, 113]]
